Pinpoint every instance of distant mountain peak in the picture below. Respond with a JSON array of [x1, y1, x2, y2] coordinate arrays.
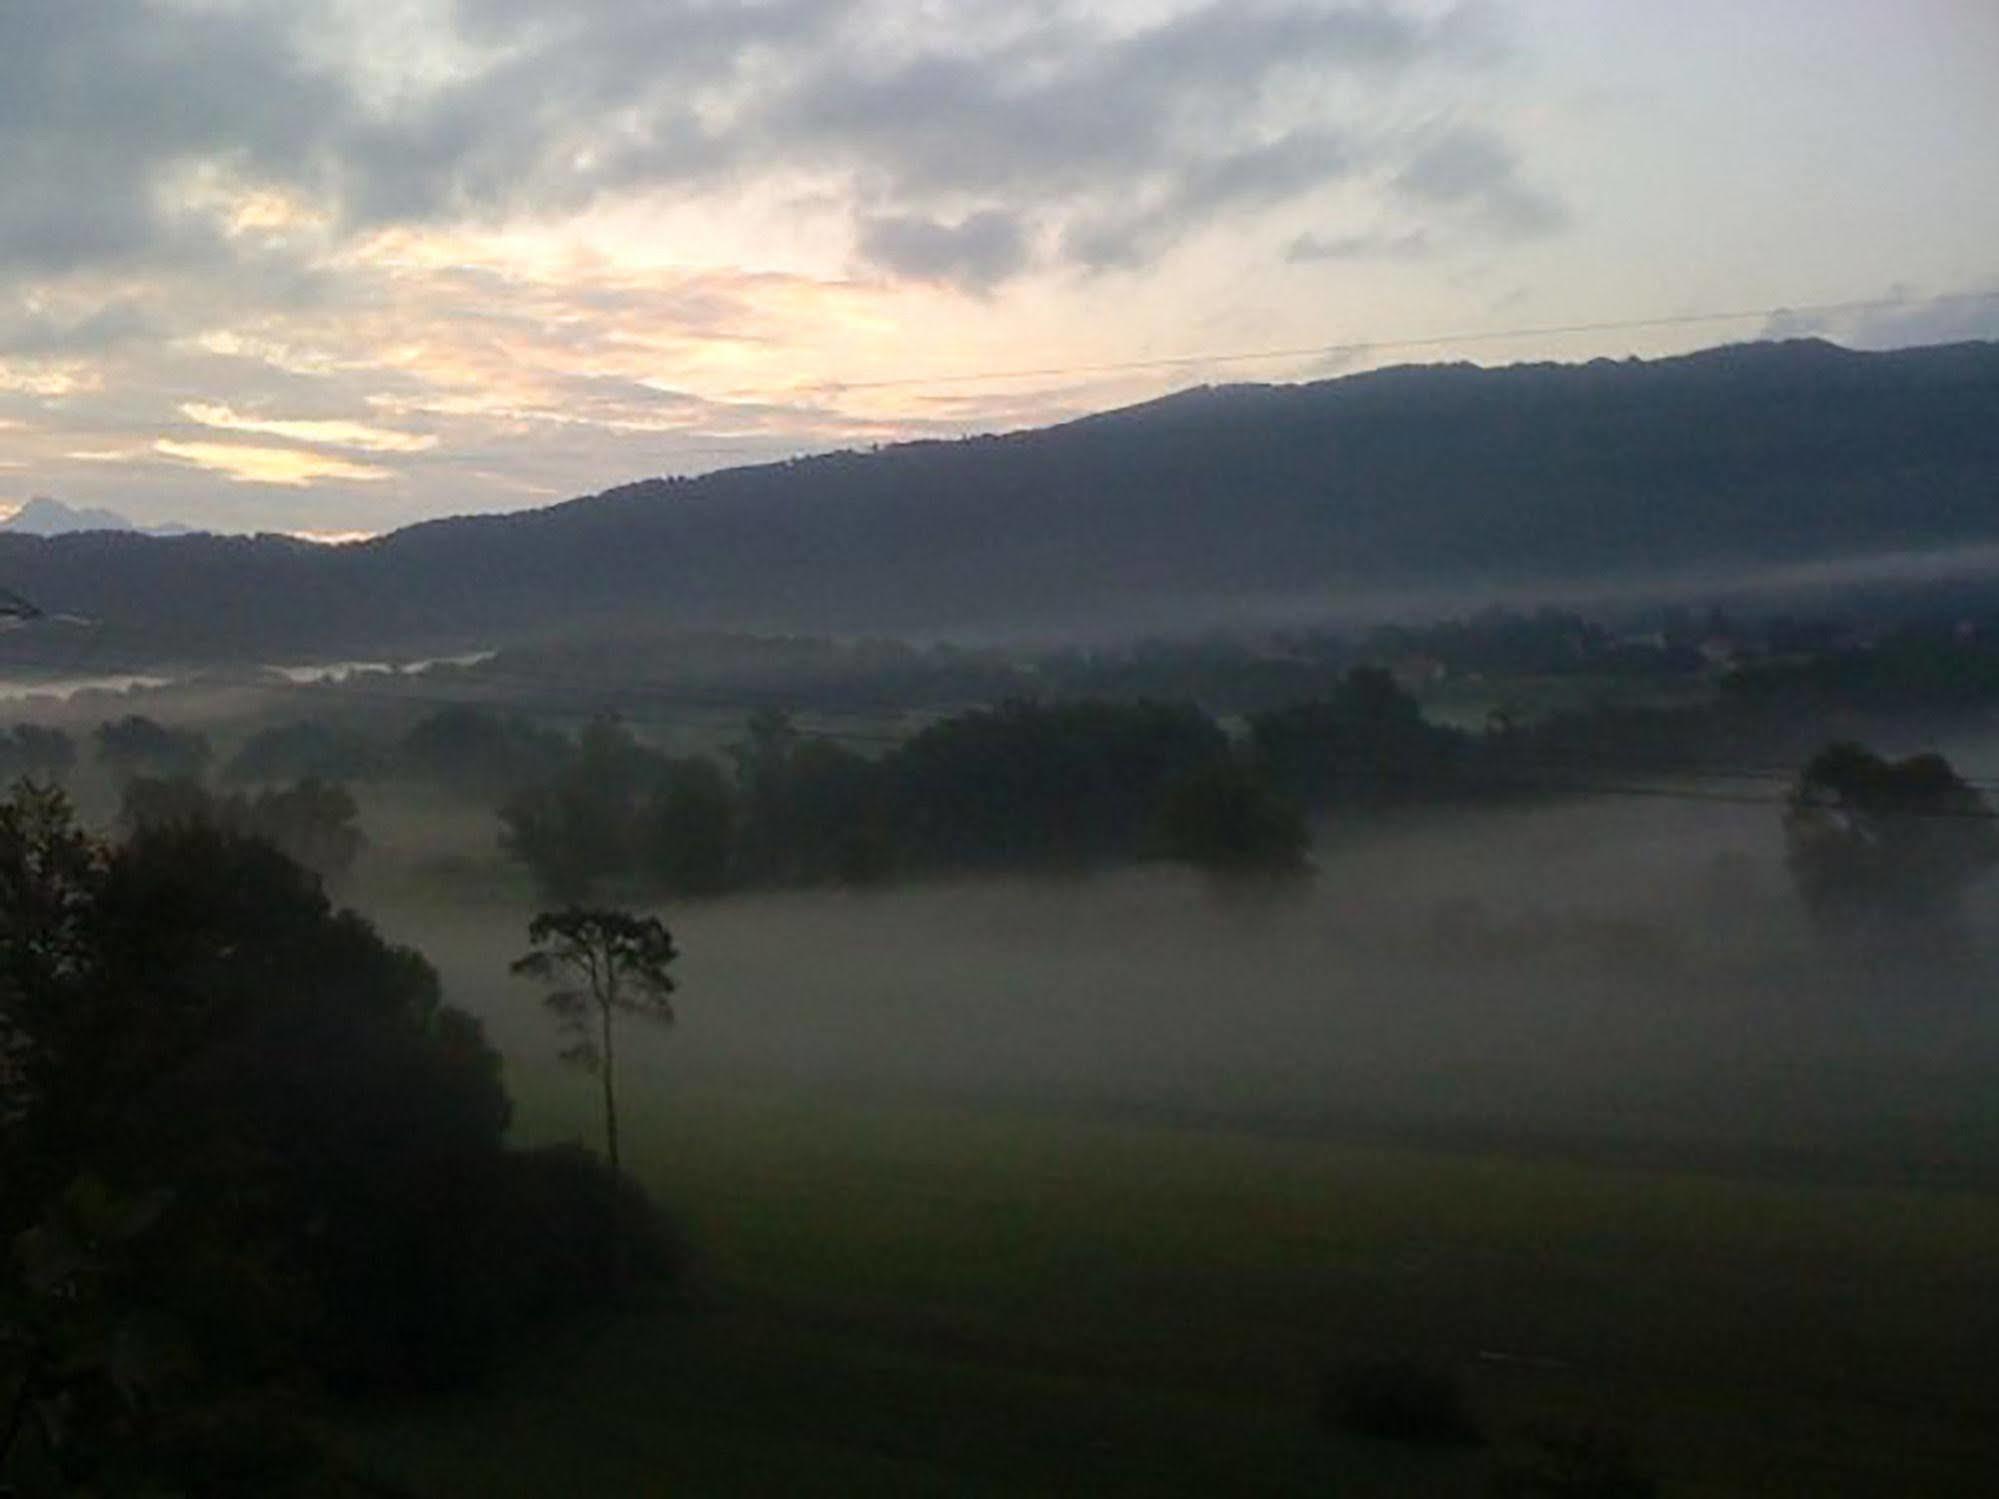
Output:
[[0, 496, 197, 537]]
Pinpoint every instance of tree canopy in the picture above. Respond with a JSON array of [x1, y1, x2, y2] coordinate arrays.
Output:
[[0, 787, 679, 1492], [119, 774, 366, 881], [93, 715, 211, 783], [1784, 741, 1999, 936], [513, 908, 678, 1176]]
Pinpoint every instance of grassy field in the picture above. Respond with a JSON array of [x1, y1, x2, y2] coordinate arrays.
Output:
[[333, 794, 1999, 1496], [336, 1075, 1999, 1497]]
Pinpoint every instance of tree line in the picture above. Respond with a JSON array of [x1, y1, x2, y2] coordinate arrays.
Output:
[[495, 700, 1325, 901], [26, 657, 1999, 927], [0, 787, 680, 1493]]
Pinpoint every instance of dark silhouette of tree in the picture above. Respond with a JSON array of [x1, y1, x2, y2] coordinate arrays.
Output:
[[1156, 757, 1312, 884], [224, 719, 382, 785], [93, 715, 211, 783], [888, 698, 1226, 870], [644, 755, 738, 895], [1249, 667, 1463, 808], [728, 711, 892, 886], [117, 774, 216, 836], [512, 908, 677, 1175], [245, 778, 366, 879], [1, 788, 681, 1488], [0, 725, 76, 783], [729, 707, 801, 813], [499, 716, 661, 901], [0, 782, 102, 1142], [2, 1175, 181, 1491], [399, 705, 567, 799], [118, 775, 365, 880], [1784, 741, 1999, 937]]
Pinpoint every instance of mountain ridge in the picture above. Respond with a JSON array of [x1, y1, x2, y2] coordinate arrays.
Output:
[[1, 337, 1995, 664]]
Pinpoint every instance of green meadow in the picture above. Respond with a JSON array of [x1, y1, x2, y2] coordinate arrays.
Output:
[[337, 1072, 1999, 1497]]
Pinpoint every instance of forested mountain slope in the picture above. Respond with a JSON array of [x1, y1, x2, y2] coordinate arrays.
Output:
[[3, 338, 1995, 662]]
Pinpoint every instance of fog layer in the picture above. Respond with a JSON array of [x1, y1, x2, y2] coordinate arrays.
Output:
[[364, 792, 1999, 1187]]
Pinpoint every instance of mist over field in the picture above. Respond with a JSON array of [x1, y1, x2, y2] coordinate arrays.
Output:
[[7, 2, 1999, 1490], [352, 788, 1999, 1188]]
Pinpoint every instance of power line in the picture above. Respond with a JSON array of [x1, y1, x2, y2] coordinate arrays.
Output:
[[797, 287, 1999, 394]]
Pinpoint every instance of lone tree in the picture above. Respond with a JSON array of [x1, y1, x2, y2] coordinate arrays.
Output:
[[512, 908, 678, 1174], [1784, 740, 1999, 937]]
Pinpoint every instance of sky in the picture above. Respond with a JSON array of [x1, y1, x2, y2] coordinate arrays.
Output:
[[0, 0, 1994, 538]]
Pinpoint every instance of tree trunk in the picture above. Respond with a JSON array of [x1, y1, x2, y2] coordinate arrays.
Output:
[[600, 999, 619, 1176], [0, 1348, 46, 1478], [599, 993, 629, 1290]]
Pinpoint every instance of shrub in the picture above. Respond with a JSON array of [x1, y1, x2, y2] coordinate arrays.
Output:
[[1489, 1425, 1657, 1498], [1319, 1358, 1483, 1448]]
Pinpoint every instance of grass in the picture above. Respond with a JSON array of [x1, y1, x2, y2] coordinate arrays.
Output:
[[334, 1074, 1999, 1497]]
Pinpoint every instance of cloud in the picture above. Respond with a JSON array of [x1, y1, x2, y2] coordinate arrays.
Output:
[[179, 402, 438, 453], [1762, 284, 1999, 350], [0, 0, 1573, 532], [66, 448, 151, 464], [0, 2, 343, 275], [0, 362, 95, 397], [0, 299, 157, 357], [1391, 126, 1565, 237], [153, 440, 393, 486], [856, 211, 1030, 291], [1064, 127, 1356, 270], [3, 1, 1525, 290], [780, 3, 1497, 279], [1288, 226, 1432, 261]]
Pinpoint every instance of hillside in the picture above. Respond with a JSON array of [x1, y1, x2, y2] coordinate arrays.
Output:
[[1, 338, 1996, 664]]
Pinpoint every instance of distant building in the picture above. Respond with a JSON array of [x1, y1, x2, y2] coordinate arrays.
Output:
[[1390, 653, 1448, 691], [1697, 636, 1740, 668]]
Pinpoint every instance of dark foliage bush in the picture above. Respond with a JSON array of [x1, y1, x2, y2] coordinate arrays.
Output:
[[303, 1146, 686, 1393], [400, 706, 568, 799], [1319, 1358, 1483, 1448], [119, 774, 366, 879], [225, 719, 384, 785], [1489, 1424, 1657, 1498], [95, 713, 211, 782], [1155, 756, 1311, 881], [1, 788, 689, 1490], [501, 1144, 692, 1312]]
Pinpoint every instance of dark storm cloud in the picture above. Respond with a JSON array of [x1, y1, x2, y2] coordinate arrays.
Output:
[[0, 1, 343, 274], [1390, 126, 1566, 237], [321, 0, 804, 225], [770, 3, 1511, 284], [856, 211, 1032, 291], [1063, 128, 1357, 270], [771, 3, 1433, 197], [0, 299, 157, 358], [0, 2, 1551, 301]]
